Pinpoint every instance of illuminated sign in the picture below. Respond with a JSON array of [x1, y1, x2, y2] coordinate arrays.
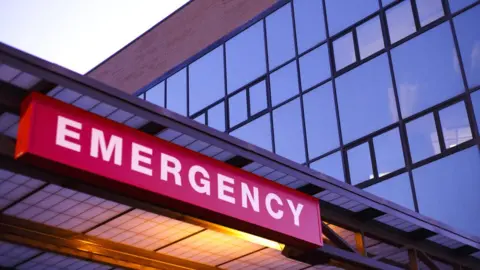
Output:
[[15, 93, 322, 247]]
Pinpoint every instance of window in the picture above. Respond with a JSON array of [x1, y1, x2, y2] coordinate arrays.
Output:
[[273, 99, 306, 163], [374, 128, 405, 176], [440, 101, 472, 149], [270, 62, 300, 106], [266, 4, 296, 69], [348, 142, 373, 185], [449, 0, 477, 12], [166, 69, 187, 116], [194, 114, 205, 125], [333, 33, 356, 70], [229, 91, 248, 127], [189, 46, 225, 115], [231, 114, 272, 151], [325, 0, 378, 35], [249, 80, 268, 115], [454, 4, 480, 89], [382, 0, 398, 6], [226, 22, 266, 93], [299, 44, 330, 91], [310, 151, 345, 181], [357, 16, 384, 59], [303, 82, 340, 158], [293, 0, 326, 53], [145, 81, 164, 107], [413, 146, 480, 237], [392, 23, 464, 117], [386, 1, 416, 43], [472, 91, 480, 133], [416, 0, 444, 27], [336, 54, 398, 143], [208, 102, 225, 132], [365, 173, 415, 210], [406, 113, 440, 163]]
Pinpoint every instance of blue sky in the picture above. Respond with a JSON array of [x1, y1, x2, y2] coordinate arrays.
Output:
[[0, 0, 189, 74]]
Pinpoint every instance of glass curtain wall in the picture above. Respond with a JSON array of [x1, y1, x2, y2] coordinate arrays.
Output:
[[139, 0, 480, 237]]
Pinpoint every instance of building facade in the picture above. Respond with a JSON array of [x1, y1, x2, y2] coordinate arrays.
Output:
[[123, 0, 480, 238]]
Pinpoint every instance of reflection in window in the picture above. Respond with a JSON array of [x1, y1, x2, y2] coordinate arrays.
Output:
[[270, 62, 300, 106], [166, 69, 187, 116], [231, 114, 272, 151], [146, 81, 164, 107], [406, 114, 440, 163], [357, 16, 384, 59], [229, 91, 248, 127], [365, 173, 415, 210], [189, 46, 225, 115], [454, 5, 480, 88], [449, 0, 477, 12], [392, 23, 464, 117], [413, 146, 480, 236], [273, 99, 306, 163], [348, 142, 373, 185], [299, 44, 330, 91], [325, 0, 378, 35], [416, 0, 444, 27], [226, 22, 266, 93], [386, 1, 416, 43], [473, 91, 480, 133], [249, 80, 267, 115], [293, 0, 326, 53], [336, 54, 398, 143], [208, 102, 225, 132], [266, 4, 296, 69], [440, 101, 472, 149], [303, 82, 340, 159], [333, 33, 356, 70], [310, 151, 345, 182], [374, 128, 405, 176]]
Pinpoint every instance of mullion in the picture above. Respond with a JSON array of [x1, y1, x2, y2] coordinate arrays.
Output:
[[352, 28, 361, 61], [246, 87, 252, 118], [222, 44, 230, 132], [433, 110, 447, 152], [410, 0, 422, 30], [369, 139, 379, 180], [262, 18, 276, 153]]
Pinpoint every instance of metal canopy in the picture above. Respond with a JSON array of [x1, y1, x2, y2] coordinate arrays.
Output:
[[0, 42, 479, 269]]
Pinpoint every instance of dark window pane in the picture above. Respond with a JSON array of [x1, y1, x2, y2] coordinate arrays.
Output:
[[406, 113, 440, 163], [226, 22, 266, 93], [416, 0, 444, 26], [333, 32, 356, 70], [374, 128, 405, 176], [310, 151, 345, 181], [166, 69, 187, 116], [189, 46, 225, 115], [273, 99, 306, 163], [413, 146, 480, 236], [208, 102, 225, 131], [249, 80, 267, 115], [145, 81, 164, 107], [392, 23, 464, 117], [386, 1, 416, 43], [304, 82, 340, 158], [348, 142, 373, 185], [357, 16, 384, 59], [194, 114, 205, 125], [440, 101, 472, 149], [231, 114, 272, 151], [449, 0, 477, 12], [365, 173, 415, 210], [229, 91, 248, 127], [325, 0, 378, 35], [473, 91, 480, 133], [337, 54, 398, 143], [293, 0, 326, 53], [299, 44, 330, 91], [454, 5, 480, 88], [266, 4, 296, 69], [270, 62, 300, 106]]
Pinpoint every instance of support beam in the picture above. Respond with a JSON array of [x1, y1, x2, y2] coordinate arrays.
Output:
[[0, 215, 217, 270], [321, 222, 357, 253], [408, 249, 419, 270], [0, 81, 28, 114], [355, 232, 366, 256], [417, 251, 440, 270]]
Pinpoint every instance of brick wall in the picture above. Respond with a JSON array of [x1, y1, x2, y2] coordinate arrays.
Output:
[[87, 0, 276, 94]]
